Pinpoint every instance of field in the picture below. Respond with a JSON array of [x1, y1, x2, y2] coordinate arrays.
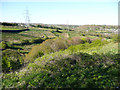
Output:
[[1, 23, 120, 89]]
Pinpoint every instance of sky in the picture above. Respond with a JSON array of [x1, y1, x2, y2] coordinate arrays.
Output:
[[0, 0, 119, 25]]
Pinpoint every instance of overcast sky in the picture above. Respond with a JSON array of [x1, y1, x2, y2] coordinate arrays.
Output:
[[0, 0, 118, 25]]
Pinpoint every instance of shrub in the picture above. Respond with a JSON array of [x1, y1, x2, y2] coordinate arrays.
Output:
[[50, 38, 68, 52], [25, 45, 42, 62], [31, 38, 43, 43], [81, 34, 85, 36], [32, 50, 44, 60], [25, 39, 54, 62], [2, 49, 23, 72], [39, 44, 53, 54], [81, 37, 87, 44], [67, 38, 108, 53], [1, 41, 8, 49], [112, 34, 120, 42], [21, 39, 29, 45], [66, 39, 73, 46], [90, 38, 108, 47], [70, 37, 83, 45], [44, 34, 49, 40], [68, 37, 89, 45], [25, 37, 107, 62], [7, 42, 14, 48], [86, 37, 92, 43], [25, 38, 69, 62]]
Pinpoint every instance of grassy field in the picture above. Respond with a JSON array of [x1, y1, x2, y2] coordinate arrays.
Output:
[[1, 28, 21, 30]]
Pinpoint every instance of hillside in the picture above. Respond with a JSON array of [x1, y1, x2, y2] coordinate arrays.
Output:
[[2, 39, 120, 88], [1, 22, 120, 89]]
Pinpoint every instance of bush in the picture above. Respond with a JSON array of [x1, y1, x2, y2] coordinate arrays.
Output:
[[70, 37, 83, 45], [44, 34, 49, 40], [50, 38, 68, 52], [21, 39, 30, 45], [1, 41, 8, 49], [31, 50, 44, 60], [69, 37, 88, 45], [10, 52, 119, 88], [2, 49, 23, 72], [82, 34, 85, 36], [67, 38, 108, 53], [81, 37, 87, 44], [31, 38, 43, 43], [90, 38, 108, 47], [86, 37, 92, 43], [25, 38, 68, 62], [25, 39, 54, 62], [112, 34, 120, 42], [25, 37, 107, 62]]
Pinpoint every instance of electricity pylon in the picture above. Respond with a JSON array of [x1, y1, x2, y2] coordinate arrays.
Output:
[[25, 8, 30, 29], [67, 19, 69, 31]]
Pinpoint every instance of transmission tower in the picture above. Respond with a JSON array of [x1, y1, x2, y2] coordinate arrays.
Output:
[[66, 19, 69, 31], [25, 8, 30, 29]]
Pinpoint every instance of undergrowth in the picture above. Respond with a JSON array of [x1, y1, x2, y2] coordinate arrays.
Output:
[[2, 38, 119, 88]]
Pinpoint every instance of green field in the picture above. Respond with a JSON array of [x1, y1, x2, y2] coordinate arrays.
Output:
[[1, 28, 20, 30]]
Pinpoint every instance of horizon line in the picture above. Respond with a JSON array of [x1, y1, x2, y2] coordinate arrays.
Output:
[[0, 21, 118, 26]]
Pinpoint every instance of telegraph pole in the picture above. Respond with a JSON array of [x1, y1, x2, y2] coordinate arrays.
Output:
[[25, 8, 30, 29]]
